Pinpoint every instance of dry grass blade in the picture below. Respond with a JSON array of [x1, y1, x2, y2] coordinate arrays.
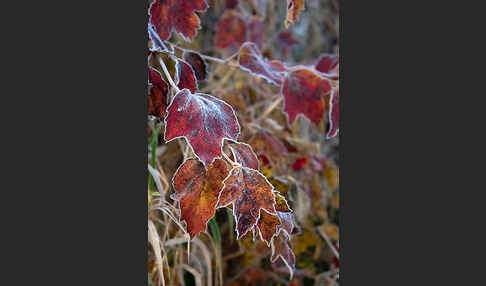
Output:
[[155, 207, 187, 234], [203, 232, 223, 286], [148, 164, 166, 195], [148, 219, 166, 286], [192, 238, 213, 286], [317, 225, 339, 259]]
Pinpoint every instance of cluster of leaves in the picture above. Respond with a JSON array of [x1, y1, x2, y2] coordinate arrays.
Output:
[[147, 0, 339, 285]]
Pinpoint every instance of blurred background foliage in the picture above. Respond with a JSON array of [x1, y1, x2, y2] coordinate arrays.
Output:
[[148, 0, 339, 285]]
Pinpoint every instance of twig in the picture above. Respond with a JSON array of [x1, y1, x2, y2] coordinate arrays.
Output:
[[168, 42, 239, 68]]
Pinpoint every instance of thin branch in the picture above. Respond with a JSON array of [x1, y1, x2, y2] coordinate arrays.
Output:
[[168, 42, 240, 68]]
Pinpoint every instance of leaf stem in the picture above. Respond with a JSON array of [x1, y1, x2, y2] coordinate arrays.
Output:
[[222, 150, 241, 168], [159, 57, 180, 93]]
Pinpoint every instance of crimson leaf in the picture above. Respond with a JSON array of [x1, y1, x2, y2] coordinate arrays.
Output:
[[164, 89, 240, 166], [149, 0, 208, 41]]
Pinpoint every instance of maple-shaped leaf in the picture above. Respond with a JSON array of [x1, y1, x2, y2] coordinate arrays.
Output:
[[228, 141, 259, 170], [285, 0, 305, 28], [215, 10, 247, 50], [164, 89, 240, 166], [238, 42, 287, 86], [256, 210, 280, 245], [282, 68, 331, 125], [315, 54, 339, 74], [149, 0, 208, 41], [148, 23, 170, 53], [183, 51, 208, 81], [172, 159, 229, 238], [176, 59, 198, 93], [216, 166, 277, 238], [256, 192, 293, 245], [327, 87, 339, 138], [148, 67, 169, 118], [271, 231, 296, 278]]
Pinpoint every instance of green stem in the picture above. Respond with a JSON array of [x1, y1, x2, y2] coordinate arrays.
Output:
[[227, 208, 234, 242], [208, 217, 221, 251]]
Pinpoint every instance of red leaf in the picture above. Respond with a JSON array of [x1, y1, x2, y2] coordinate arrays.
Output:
[[271, 231, 296, 278], [172, 159, 229, 238], [164, 89, 240, 166], [183, 51, 208, 81], [228, 142, 259, 170], [215, 10, 247, 50], [176, 59, 198, 93], [327, 87, 339, 138], [148, 67, 169, 119], [282, 68, 331, 125], [285, 0, 305, 28], [238, 42, 286, 86], [149, 0, 208, 41], [316, 54, 339, 74], [216, 166, 277, 238]]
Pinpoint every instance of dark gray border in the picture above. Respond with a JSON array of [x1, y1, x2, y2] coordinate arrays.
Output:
[[3, 0, 148, 284]]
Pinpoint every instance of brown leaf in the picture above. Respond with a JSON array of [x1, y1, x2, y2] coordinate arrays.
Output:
[[217, 166, 277, 238], [285, 0, 305, 28], [172, 159, 229, 238]]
